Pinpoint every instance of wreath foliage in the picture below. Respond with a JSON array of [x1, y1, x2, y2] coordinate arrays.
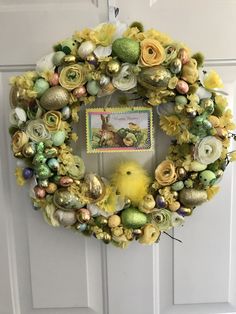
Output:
[[9, 22, 236, 248]]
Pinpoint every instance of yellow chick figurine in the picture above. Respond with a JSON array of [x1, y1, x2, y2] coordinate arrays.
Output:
[[111, 160, 151, 206], [139, 194, 156, 214]]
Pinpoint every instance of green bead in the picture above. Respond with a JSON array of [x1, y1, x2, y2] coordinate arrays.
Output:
[[175, 95, 188, 105], [199, 170, 216, 186], [171, 181, 184, 191], [53, 51, 66, 66], [121, 207, 147, 229], [51, 131, 66, 146], [86, 80, 100, 96], [112, 38, 140, 64], [34, 78, 50, 97]]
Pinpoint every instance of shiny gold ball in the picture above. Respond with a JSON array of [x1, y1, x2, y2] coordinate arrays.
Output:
[[123, 198, 131, 209], [176, 167, 187, 180], [103, 233, 112, 244], [45, 182, 58, 194], [95, 216, 108, 227], [106, 60, 121, 76], [179, 207, 193, 216], [22, 143, 36, 158]]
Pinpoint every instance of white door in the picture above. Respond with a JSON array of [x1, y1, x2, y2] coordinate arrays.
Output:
[[0, 1, 236, 314]]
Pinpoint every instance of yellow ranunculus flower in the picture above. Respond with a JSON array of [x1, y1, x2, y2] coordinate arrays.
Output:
[[155, 160, 177, 186], [140, 29, 172, 46], [12, 131, 29, 153], [139, 224, 160, 245], [140, 38, 165, 67], [43, 111, 62, 131], [204, 70, 224, 89]]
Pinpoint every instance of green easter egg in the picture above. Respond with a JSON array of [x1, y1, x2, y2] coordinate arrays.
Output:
[[52, 131, 66, 146], [112, 38, 140, 64], [34, 78, 50, 97], [175, 95, 188, 105], [53, 51, 66, 66], [121, 207, 147, 229], [171, 181, 184, 191], [36, 164, 52, 179], [87, 80, 100, 96], [199, 170, 216, 186]]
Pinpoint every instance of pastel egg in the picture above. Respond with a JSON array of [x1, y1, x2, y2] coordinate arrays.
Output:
[[86, 80, 100, 96], [199, 170, 216, 186], [47, 158, 60, 171], [49, 73, 59, 86], [176, 80, 189, 94], [61, 106, 71, 120], [51, 131, 66, 146], [34, 78, 50, 97], [175, 95, 188, 105], [53, 51, 66, 66]]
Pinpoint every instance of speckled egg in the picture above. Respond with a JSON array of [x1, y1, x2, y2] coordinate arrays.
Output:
[[51, 131, 66, 146], [199, 170, 216, 186]]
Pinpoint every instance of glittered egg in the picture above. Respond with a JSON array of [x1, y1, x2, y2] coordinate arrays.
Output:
[[47, 158, 60, 171], [51, 130, 66, 146], [54, 210, 77, 226], [86, 80, 100, 96], [40, 86, 70, 110], [77, 41, 96, 59], [112, 38, 140, 64], [179, 188, 208, 207], [36, 164, 52, 180], [121, 207, 148, 229], [199, 170, 216, 186], [176, 80, 189, 94], [34, 78, 50, 97], [53, 188, 85, 211]]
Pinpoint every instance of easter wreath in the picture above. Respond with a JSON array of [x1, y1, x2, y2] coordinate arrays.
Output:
[[9, 22, 236, 248]]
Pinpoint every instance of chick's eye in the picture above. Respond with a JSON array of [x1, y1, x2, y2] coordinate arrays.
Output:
[[126, 171, 131, 175]]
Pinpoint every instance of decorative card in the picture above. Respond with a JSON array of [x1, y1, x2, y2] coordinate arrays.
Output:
[[86, 107, 153, 153]]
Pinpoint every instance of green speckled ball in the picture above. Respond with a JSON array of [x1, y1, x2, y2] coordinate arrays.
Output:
[[112, 38, 140, 64], [199, 170, 216, 186]]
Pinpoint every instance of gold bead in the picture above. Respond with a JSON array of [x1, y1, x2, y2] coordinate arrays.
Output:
[[106, 60, 121, 76], [45, 182, 58, 194], [14, 151, 24, 158], [103, 233, 112, 244], [95, 216, 108, 227], [176, 167, 187, 179]]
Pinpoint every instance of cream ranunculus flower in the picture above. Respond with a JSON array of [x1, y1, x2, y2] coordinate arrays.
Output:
[[155, 160, 177, 186], [26, 119, 50, 142], [194, 136, 223, 165], [43, 111, 62, 132], [12, 131, 29, 153], [151, 208, 172, 231], [112, 63, 137, 91], [139, 38, 165, 67]]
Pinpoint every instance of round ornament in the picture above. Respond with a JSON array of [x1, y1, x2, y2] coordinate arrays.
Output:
[[9, 21, 236, 248]]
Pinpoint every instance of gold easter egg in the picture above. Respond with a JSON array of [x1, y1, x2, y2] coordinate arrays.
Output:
[[40, 86, 70, 110], [138, 65, 172, 90], [179, 188, 208, 207], [80, 173, 106, 203]]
